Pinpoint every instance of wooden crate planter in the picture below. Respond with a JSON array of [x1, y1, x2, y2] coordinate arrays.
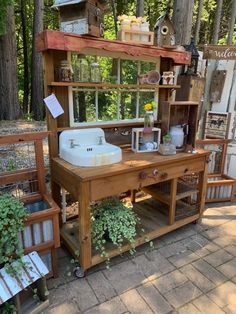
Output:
[[196, 139, 236, 203], [206, 174, 236, 202], [0, 132, 60, 277], [118, 30, 154, 46], [20, 194, 60, 277]]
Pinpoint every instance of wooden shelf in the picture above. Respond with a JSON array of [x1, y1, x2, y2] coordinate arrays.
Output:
[[60, 197, 199, 266], [147, 198, 198, 221], [37, 30, 191, 65], [49, 82, 181, 90], [143, 180, 198, 205]]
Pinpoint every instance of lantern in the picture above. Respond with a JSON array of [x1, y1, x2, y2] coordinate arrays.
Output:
[[184, 38, 199, 75]]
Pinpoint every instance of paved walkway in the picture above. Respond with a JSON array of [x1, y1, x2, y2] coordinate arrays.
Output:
[[44, 201, 236, 314]]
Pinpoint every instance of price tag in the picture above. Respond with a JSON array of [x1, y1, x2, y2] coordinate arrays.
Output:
[[43, 94, 64, 118]]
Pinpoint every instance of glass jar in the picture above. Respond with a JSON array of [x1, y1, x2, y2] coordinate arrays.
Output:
[[144, 110, 154, 133], [79, 56, 90, 82], [170, 126, 184, 148], [59, 60, 73, 82], [90, 62, 101, 83]]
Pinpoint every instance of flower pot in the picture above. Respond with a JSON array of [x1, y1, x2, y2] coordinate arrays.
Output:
[[140, 22, 149, 42], [131, 22, 140, 41], [144, 110, 154, 133], [120, 20, 131, 40]]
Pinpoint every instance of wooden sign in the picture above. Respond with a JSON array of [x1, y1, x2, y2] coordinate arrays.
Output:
[[204, 111, 230, 139], [203, 45, 236, 60], [209, 70, 226, 102]]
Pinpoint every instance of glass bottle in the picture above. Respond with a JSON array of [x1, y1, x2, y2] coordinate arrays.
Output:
[[90, 62, 101, 83], [144, 110, 154, 133], [59, 60, 73, 82], [79, 56, 90, 82]]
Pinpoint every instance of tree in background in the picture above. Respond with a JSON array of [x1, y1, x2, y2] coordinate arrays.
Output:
[[30, 0, 44, 121], [212, 0, 223, 44], [194, 0, 203, 44], [136, 0, 144, 17], [227, 0, 236, 44], [0, 3, 20, 120], [20, 0, 30, 114], [172, 0, 194, 45]]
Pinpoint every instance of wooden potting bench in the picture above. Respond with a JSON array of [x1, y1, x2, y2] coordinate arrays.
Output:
[[37, 30, 209, 273]]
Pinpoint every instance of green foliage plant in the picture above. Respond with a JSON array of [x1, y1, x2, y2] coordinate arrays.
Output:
[[163, 133, 171, 144], [0, 194, 28, 270], [91, 197, 140, 265]]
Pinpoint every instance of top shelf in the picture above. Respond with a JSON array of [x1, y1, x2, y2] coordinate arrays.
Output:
[[49, 82, 181, 90], [37, 30, 191, 65]]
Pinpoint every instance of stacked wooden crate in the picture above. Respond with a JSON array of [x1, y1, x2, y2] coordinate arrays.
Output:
[[196, 139, 236, 202], [0, 132, 60, 277]]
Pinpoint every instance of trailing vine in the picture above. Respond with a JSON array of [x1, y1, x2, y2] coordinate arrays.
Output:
[[0, 194, 28, 270], [91, 197, 141, 266]]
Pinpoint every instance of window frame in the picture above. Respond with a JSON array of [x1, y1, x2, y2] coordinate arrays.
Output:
[[68, 53, 160, 127]]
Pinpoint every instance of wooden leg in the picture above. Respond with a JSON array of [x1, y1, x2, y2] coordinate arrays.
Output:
[[13, 294, 21, 314], [169, 178, 177, 225], [78, 182, 92, 271], [51, 180, 61, 208], [49, 248, 59, 278], [198, 166, 208, 217], [130, 189, 136, 203], [36, 277, 48, 301]]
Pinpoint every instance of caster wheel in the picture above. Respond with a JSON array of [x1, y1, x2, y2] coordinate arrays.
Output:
[[74, 266, 85, 278]]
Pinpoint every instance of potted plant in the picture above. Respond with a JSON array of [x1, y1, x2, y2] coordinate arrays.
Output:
[[0, 193, 28, 269], [91, 197, 141, 265]]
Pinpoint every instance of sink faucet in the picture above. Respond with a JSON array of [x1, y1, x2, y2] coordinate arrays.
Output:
[[98, 136, 104, 145], [69, 139, 80, 148]]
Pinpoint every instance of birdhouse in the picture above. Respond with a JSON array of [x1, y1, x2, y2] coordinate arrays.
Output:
[[154, 12, 175, 47], [53, 0, 108, 37]]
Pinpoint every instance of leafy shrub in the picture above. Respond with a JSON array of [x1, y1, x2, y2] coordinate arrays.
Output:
[[0, 194, 28, 268], [91, 197, 140, 264]]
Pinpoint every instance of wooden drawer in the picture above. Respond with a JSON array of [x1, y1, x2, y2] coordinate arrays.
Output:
[[90, 157, 205, 201]]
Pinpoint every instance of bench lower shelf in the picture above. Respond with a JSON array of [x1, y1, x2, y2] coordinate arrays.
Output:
[[60, 197, 200, 268]]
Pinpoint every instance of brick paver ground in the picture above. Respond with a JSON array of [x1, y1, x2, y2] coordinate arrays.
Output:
[[44, 201, 236, 314]]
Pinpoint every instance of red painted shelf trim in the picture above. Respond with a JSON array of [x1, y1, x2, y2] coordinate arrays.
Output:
[[37, 30, 191, 65]]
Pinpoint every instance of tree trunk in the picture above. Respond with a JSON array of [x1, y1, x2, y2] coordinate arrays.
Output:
[[194, 0, 203, 45], [136, 0, 144, 17], [212, 0, 223, 44], [109, 0, 118, 38], [0, 5, 19, 120], [31, 0, 44, 121], [20, 0, 29, 114], [172, 0, 194, 45], [227, 0, 236, 44]]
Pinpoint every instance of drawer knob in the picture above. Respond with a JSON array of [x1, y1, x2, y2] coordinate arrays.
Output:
[[139, 171, 148, 180], [153, 169, 158, 176], [160, 172, 168, 180], [184, 168, 189, 173]]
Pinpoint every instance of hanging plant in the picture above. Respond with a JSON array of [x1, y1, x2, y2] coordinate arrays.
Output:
[[0, 194, 28, 270], [91, 197, 140, 265]]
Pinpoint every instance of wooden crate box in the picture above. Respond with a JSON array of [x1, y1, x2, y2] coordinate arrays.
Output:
[[0, 132, 60, 277], [196, 139, 236, 203]]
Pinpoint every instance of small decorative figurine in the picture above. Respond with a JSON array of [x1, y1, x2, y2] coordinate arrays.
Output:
[[154, 11, 175, 47], [162, 71, 174, 85]]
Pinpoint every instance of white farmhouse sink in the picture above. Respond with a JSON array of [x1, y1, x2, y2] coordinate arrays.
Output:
[[59, 128, 122, 167]]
